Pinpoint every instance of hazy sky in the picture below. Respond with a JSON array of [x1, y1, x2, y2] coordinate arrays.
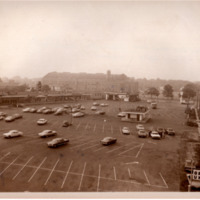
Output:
[[1, 1, 200, 81]]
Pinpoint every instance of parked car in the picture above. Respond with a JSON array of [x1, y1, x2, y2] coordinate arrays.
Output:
[[37, 118, 47, 125], [93, 102, 99, 106], [91, 106, 97, 111], [117, 112, 126, 117], [122, 127, 130, 135], [5, 116, 15, 122], [0, 116, 4, 120], [0, 112, 7, 117], [13, 113, 23, 119], [80, 106, 85, 110], [100, 103, 108, 107], [22, 107, 31, 112], [63, 121, 72, 127], [29, 108, 37, 113], [165, 128, 175, 136], [138, 130, 148, 138], [54, 108, 64, 115], [150, 130, 161, 139], [43, 109, 53, 114], [47, 138, 69, 148], [38, 130, 57, 138], [101, 137, 117, 145], [72, 112, 85, 118], [71, 108, 80, 113], [136, 124, 145, 131], [95, 110, 105, 115], [63, 104, 70, 108], [186, 120, 198, 127], [3, 130, 23, 138]]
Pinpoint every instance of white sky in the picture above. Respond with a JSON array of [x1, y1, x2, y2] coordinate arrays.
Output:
[[0, 1, 200, 81]]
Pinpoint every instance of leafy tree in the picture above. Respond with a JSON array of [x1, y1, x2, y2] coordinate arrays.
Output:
[[163, 84, 173, 99], [36, 81, 42, 91], [42, 84, 51, 93], [182, 83, 196, 101], [145, 87, 160, 98]]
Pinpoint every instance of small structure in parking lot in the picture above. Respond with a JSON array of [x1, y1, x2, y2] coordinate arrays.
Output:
[[187, 169, 200, 191], [121, 106, 150, 123]]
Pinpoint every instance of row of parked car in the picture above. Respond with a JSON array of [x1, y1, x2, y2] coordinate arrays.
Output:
[[121, 124, 176, 139], [0, 112, 23, 122], [2, 128, 117, 148]]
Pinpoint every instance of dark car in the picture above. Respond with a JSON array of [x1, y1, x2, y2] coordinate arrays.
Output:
[[165, 128, 175, 136], [186, 121, 198, 127], [13, 113, 23, 119], [47, 138, 69, 148], [62, 121, 72, 127]]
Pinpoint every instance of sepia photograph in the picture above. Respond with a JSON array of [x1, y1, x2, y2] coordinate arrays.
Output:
[[0, 0, 200, 199]]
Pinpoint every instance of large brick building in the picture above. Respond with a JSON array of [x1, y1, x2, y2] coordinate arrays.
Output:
[[42, 71, 138, 97]]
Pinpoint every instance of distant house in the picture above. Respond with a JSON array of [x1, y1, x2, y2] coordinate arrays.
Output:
[[121, 106, 150, 123]]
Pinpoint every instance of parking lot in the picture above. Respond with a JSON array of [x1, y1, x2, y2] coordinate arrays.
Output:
[[0, 100, 197, 192]]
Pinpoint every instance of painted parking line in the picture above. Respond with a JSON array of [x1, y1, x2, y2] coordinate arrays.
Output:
[[28, 157, 47, 182], [97, 164, 101, 192], [113, 166, 117, 180], [78, 162, 87, 191], [143, 170, 150, 185], [93, 146, 107, 152], [135, 143, 144, 158], [93, 124, 96, 132], [44, 159, 60, 186], [102, 124, 105, 133], [0, 152, 11, 161], [85, 123, 89, 130], [82, 144, 100, 151], [128, 168, 131, 178], [0, 155, 20, 176], [61, 160, 73, 189], [70, 140, 96, 149], [12, 156, 34, 180], [106, 142, 135, 153], [76, 123, 81, 130], [118, 144, 143, 156], [111, 125, 113, 134], [159, 172, 168, 188]]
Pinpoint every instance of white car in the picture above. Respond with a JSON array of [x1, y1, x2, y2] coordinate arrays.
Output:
[[136, 124, 145, 131], [22, 107, 31, 112], [150, 131, 161, 139], [71, 108, 80, 113], [3, 130, 23, 138], [100, 103, 108, 107], [72, 112, 85, 118], [93, 102, 99, 106], [138, 130, 148, 138], [117, 112, 126, 117], [80, 106, 85, 110], [5, 116, 15, 122], [122, 127, 130, 135], [38, 130, 57, 138], [91, 106, 97, 111], [101, 137, 117, 145], [13, 113, 23, 119], [37, 118, 47, 125]]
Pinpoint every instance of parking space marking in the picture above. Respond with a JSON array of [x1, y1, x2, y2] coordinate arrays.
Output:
[[82, 144, 100, 151], [70, 140, 96, 149], [106, 142, 134, 153], [0, 156, 20, 176], [93, 124, 96, 132], [44, 159, 60, 186], [85, 123, 89, 130], [97, 164, 101, 192], [143, 170, 150, 185], [111, 125, 113, 134], [128, 168, 131, 178], [135, 143, 144, 158], [102, 123, 105, 133], [93, 146, 107, 152], [113, 166, 117, 180], [118, 144, 142, 156], [78, 162, 87, 191], [12, 156, 34, 180], [28, 157, 47, 182], [0, 152, 11, 161], [61, 160, 73, 189], [76, 123, 81, 129], [159, 172, 168, 188], [147, 141, 157, 145]]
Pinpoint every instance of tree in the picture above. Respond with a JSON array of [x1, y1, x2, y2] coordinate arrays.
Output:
[[145, 87, 160, 98], [163, 84, 173, 99], [36, 81, 42, 91], [182, 83, 196, 102], [42, 84, 51, 93]]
